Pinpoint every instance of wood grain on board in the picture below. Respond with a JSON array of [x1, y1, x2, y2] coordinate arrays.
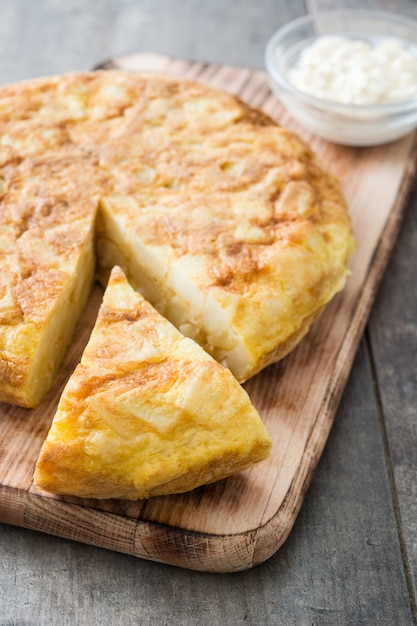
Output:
[[1, 54, 416, 573]]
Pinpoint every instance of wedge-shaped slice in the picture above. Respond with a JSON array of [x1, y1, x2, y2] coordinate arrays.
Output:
[[34, 266, 271, 499]]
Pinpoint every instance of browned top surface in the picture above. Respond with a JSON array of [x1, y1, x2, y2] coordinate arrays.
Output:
[[0, 70, 353, 404]]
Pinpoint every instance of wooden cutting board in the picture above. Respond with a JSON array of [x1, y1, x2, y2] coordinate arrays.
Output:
[[1, 54, 416, 573]]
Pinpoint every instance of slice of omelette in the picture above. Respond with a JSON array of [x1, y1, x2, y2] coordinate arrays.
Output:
[[34, 266, 271, 500]]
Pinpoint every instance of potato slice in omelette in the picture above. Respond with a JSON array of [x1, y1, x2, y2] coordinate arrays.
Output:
[[34, 266, 271, 500]]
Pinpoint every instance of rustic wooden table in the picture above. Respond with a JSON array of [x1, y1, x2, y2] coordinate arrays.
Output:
[[0, 0, 416, 624]]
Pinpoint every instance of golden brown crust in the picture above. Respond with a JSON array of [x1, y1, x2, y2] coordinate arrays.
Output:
[[34, 267, 271, 499], [0, 71, 354, 405]]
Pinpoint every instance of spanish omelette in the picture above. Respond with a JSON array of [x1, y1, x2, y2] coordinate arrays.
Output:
[[0, 71, 355, 408]]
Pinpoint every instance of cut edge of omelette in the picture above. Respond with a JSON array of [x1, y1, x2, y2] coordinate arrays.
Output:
[[0, 217, 96, 408], [34, 266, 271, 500]]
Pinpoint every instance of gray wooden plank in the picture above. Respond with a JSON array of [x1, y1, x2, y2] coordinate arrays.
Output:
[[367, 182, 417, 612]]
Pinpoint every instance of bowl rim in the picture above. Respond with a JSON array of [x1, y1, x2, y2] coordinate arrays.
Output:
[[264, 9, 417, 115]]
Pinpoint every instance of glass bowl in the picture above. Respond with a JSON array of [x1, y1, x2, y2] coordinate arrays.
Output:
[[265, 10, 417, 146]]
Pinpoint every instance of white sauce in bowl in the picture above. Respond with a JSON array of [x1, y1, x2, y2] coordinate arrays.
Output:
[[287, 35, 417, 105]]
